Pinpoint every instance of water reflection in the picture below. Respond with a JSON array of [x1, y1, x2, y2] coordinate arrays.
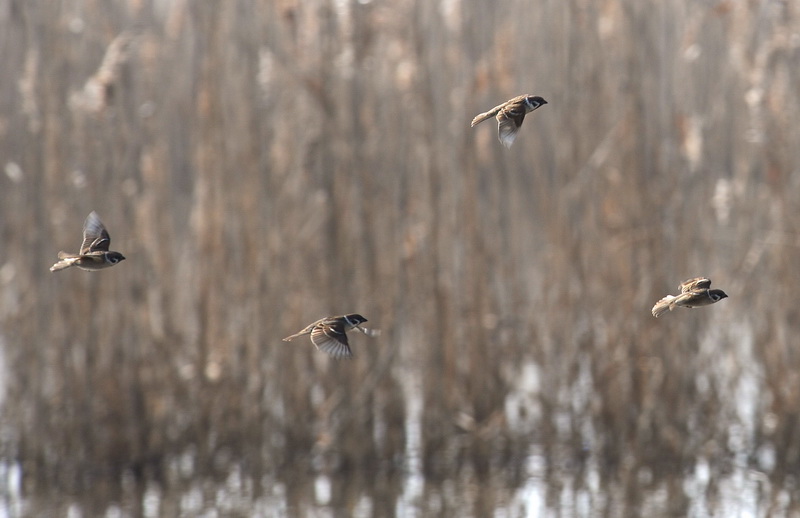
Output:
[[1, 458, 792, 517], [0, 328, 798, 517], [3, 379, 800, 518], [2, 318, 799, 517]]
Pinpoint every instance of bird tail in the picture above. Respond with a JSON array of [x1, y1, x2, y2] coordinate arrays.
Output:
[[471, 111, 495, 127], [651, 295, 676, 318], [50, 253, 78, 272]]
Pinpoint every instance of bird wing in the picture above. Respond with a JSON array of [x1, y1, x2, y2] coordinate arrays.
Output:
[[80, 211, 111, 253], [679, 277, 711, 293], [311, 322, 353, 359], [497, 115, 523, 149]]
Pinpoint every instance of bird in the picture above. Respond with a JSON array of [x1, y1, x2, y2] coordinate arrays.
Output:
[[282, 314, 380, 359], [50, 211, 126, 272], [471, 94, 548, 148], [651, 277, 728, 317]]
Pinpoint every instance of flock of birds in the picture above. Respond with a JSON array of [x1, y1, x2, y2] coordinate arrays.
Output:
[[49, 94, 728, 358]]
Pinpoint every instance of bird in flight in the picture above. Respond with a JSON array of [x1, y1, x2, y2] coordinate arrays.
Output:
[[471, 94, 547, 148], [50, 211, 126, 272], [283, 314, 380, 359], [651, 277, 728, 317]]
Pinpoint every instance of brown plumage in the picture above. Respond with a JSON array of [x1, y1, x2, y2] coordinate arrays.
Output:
[[471, 94, 547, 148], [651, 277, 728, 317], [283, 314, 380, 359], [50, 211, 126, 272]]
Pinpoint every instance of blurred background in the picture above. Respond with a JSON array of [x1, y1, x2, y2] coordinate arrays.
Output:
[[1, 0, 799, 516]]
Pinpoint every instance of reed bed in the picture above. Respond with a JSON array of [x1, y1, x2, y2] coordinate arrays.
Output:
[[1, 0, 799, 514]]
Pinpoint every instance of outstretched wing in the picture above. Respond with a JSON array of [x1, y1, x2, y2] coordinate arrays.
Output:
[[80, 211, 111, 254], [497, 115, 524, 148], [496, 98, 530, 148], [311, 321, 353, 359], [679, 277, 711, 293]]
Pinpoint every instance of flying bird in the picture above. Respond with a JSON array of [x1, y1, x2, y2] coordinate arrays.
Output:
[[651, 277, 728, 317], [50, 211, 126, 272], [282, 314, 380, 359], [471, 94, 547, 148]]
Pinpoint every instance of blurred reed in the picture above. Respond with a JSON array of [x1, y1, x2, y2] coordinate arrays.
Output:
[[1, 0, 799, 514]]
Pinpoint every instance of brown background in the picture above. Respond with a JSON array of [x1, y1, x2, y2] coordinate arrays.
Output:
[[1, 0, 799, 515]]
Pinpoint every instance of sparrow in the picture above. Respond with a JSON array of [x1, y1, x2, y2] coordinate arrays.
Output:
[[50, 211, 126, 272], [471, 94, 548, 148], [282, 314, 380, 359], [651, 277, 728, 317]]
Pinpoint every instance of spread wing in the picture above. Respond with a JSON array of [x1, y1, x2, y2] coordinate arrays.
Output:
[[679, 277, 711, 293], [497, 114, 524, 149], [496, 98, 529, 148], [80, 211, 111, 254], [311, 321, 354, 359]]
